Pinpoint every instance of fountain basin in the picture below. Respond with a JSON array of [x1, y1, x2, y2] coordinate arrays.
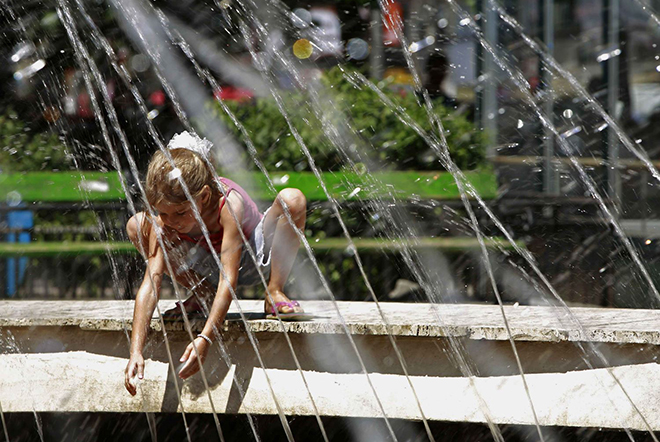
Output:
[[1, 300, 659, 430]]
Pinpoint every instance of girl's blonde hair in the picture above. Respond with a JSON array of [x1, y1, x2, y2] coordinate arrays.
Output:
[[145, 148, 220, 207]]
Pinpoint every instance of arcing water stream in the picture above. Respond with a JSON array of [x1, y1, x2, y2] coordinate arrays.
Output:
[[3, 0, 660, 440]]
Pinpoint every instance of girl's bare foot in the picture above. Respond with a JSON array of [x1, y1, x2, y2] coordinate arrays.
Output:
[[264, 289, 304, 317]]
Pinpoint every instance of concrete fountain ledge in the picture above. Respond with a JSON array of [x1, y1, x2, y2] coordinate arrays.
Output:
[[1, 300, 660, 431], [1, 300, 660, 344]]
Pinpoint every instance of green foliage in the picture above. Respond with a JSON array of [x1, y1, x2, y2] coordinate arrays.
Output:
[[213, 67, 485, 172], [217, 94, 341, 171], [0, 110, 71, 173]]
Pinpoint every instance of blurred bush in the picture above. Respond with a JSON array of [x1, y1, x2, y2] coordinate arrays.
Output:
[[214, 67, 485, 172], [0, 109, 71, 173]]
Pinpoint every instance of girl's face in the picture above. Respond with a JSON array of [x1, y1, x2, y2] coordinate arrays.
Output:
[[154, 185, 211, 234], [154, 201, 197, 234]]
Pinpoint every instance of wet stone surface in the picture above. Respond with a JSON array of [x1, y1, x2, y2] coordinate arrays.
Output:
[[1, 300, 660, 344]]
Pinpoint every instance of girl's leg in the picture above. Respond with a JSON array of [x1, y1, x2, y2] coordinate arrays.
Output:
[[126, 212, 215, 314], [261, 188, 307, 314]]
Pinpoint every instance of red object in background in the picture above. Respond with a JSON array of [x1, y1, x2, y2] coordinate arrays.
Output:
[[42, 107, 61, 123], [72, 77, 117, 119], [528, 76, 540, 92], [382, 0, 403, 47], [149, 90, 166, 107], [77, 92, 94, 119], [214, 86, 254, 103]]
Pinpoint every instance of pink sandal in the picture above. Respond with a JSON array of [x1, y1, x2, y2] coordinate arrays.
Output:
[[265, 300, 312, 321]]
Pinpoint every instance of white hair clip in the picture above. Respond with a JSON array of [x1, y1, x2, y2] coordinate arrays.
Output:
[[167, 131, 213, 158], [167, 167, 182, 181]]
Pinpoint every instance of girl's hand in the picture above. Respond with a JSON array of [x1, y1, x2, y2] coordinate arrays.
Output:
[[178, 337, 210, 380], [125, 353, 145, 396]]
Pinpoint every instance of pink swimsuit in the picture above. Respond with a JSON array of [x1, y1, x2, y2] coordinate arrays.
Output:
[[179, 177, 263, 252]]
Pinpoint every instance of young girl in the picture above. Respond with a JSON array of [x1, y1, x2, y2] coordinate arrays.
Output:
[[124, 131, 307, 395]]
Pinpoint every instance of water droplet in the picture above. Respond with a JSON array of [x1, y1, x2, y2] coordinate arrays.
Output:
[[459, 18, 471, 26], [597, 51, 612, 63], [279, 174, 290, 184], [646, 239, 652, 245], [563, 109, 574, 119], [347, 187, 361, 198], [292, 8, 312, 28], [131, 54, 150, 73], [517, 119, 524, 129], [79, 180, 110, 193], [293, 39, 313, 59], [7, 191, 22, 207], [437, 18, 448, 29], [346, 38, 369, 61]]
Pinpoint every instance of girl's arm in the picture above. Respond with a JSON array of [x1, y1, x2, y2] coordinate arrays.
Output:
[[178, 194, 245, 380], [125, 228, 166, 395]]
